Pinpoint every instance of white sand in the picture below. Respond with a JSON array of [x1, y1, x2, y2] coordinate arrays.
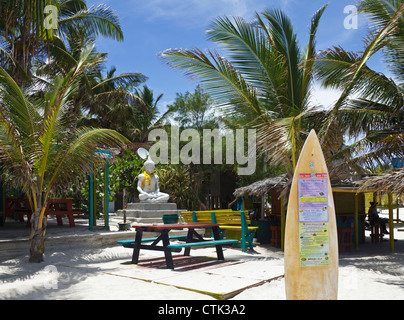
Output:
[[1, 221, 404, 300]]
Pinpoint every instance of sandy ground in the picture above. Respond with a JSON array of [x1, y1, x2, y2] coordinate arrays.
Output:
[[1, 212, 404, 301]]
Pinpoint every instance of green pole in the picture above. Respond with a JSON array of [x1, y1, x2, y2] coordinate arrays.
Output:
[[92, 166, 97, 228], [0, 181, 5, 227], [104, 159, 109, 229], [89, 163, 94, 231]]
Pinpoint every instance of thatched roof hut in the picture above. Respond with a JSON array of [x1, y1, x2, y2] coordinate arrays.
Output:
[[233, 174, 289, 198], [356, 168, 404, 196]]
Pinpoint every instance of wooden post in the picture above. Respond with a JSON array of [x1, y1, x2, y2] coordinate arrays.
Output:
[[354, 194, 359, 248], [281, 196, 285, 251], [388, 193, 394, 253], [396, 198, 400, 223]]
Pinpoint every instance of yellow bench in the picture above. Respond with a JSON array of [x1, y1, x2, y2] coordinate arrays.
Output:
[[180, 209, 258, 252]]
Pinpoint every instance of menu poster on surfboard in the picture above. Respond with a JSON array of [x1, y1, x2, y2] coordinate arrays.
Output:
[[298, 174, 330, 267]]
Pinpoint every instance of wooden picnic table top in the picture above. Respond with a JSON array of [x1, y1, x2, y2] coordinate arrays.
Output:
[[131, 222, 220, 230]]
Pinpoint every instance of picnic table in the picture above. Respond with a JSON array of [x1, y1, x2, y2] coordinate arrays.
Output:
[[6, 197, 84, 227], [118, 222, 238, 269]]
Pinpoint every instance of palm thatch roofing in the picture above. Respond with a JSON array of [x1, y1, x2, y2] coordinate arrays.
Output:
[[234, 173, 364, 199], [233, 174, 290, 198], [356, 168, 404, 196]]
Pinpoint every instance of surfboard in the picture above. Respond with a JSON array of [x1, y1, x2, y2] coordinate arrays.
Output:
[[284, 129, 338, 300]]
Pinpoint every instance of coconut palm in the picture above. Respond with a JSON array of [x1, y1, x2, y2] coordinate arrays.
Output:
[[77, 65, 147, 133], [32, 28, 147, 136], [161, 5, 332, 175], [0, 44, 129, 262], [314, 0, 404, 176], [128, 85, 170, 142], [0, 0, 123, 84]]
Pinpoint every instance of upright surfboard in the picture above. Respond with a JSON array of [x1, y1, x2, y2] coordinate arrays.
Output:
[[284, 130, 338, 300]]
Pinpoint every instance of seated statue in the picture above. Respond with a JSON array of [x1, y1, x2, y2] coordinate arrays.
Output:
[[137, 157, 169, 203]]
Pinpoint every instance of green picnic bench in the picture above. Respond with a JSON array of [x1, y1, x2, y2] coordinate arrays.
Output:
[[167, 239, 238, 249], [117, 235, 187, 247], [117, 222, 239, 269]]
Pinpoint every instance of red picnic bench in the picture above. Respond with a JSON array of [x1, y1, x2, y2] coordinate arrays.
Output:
[[5, 197, 84, 227]]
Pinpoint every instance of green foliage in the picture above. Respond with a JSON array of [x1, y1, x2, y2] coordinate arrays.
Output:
[[108, 150, 199, 209], [314, 0, 404, 174], [162, 5, 330, 175], [158, 164, 198, 210], [167, 85, 217, 130], [109, 149, 144, 202], [0, 0, 124, 84]]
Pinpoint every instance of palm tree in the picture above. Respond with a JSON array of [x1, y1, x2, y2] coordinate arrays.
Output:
[[78, 65, 147, 133], [0, 0, 123, 85], [161, 5, 331, 176], [82, 84, 169, 142], [128, 85, 170, 142], [0, 44, 129, 262], [313, 0, 404, 177], [32, 28, 147, 136]]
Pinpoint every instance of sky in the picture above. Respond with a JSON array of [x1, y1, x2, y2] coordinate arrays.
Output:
[[87, 0, 386, 113]]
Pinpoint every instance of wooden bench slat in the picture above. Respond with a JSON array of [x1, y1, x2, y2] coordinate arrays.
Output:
[[218, 225, 259, 230]]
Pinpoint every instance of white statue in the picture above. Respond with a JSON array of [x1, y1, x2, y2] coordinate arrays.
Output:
[[137, 156, 169, 203]]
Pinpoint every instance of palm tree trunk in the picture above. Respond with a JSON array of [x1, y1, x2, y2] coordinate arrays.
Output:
[[29, 206, 47, 263], [189, 167, 207, 210]]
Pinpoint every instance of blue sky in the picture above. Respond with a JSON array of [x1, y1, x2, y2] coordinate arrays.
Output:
[[87, 0, 385, 112]]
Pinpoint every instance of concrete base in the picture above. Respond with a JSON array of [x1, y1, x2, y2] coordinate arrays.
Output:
[[116, 202, 183, 224]]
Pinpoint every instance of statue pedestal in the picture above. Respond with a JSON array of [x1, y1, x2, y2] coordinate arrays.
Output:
[[117, 202, 182, 224]]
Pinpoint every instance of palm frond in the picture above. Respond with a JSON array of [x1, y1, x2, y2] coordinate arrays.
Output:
[[335, 1, 404, 112], [44, 127, 128, 196], [0, 67, 38, 193], [161, 48, 265, 123], [207, 15, 284, 107], [259, 8, 304, 112], [58, 4, 124, 41], [0, 67, 40, 137], [339, 99, 397, 138], [329, 131, 404, 177], [359, 0, 404, 80], [92, 72, 147, 92], [301, 4, 328, 105]]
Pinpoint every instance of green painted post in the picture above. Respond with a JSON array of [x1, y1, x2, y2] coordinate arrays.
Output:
[[89, 163, 94, 231], [104, 159, 109, 229], [92, 167, 97, 228], [0, 181, 5, 227]]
